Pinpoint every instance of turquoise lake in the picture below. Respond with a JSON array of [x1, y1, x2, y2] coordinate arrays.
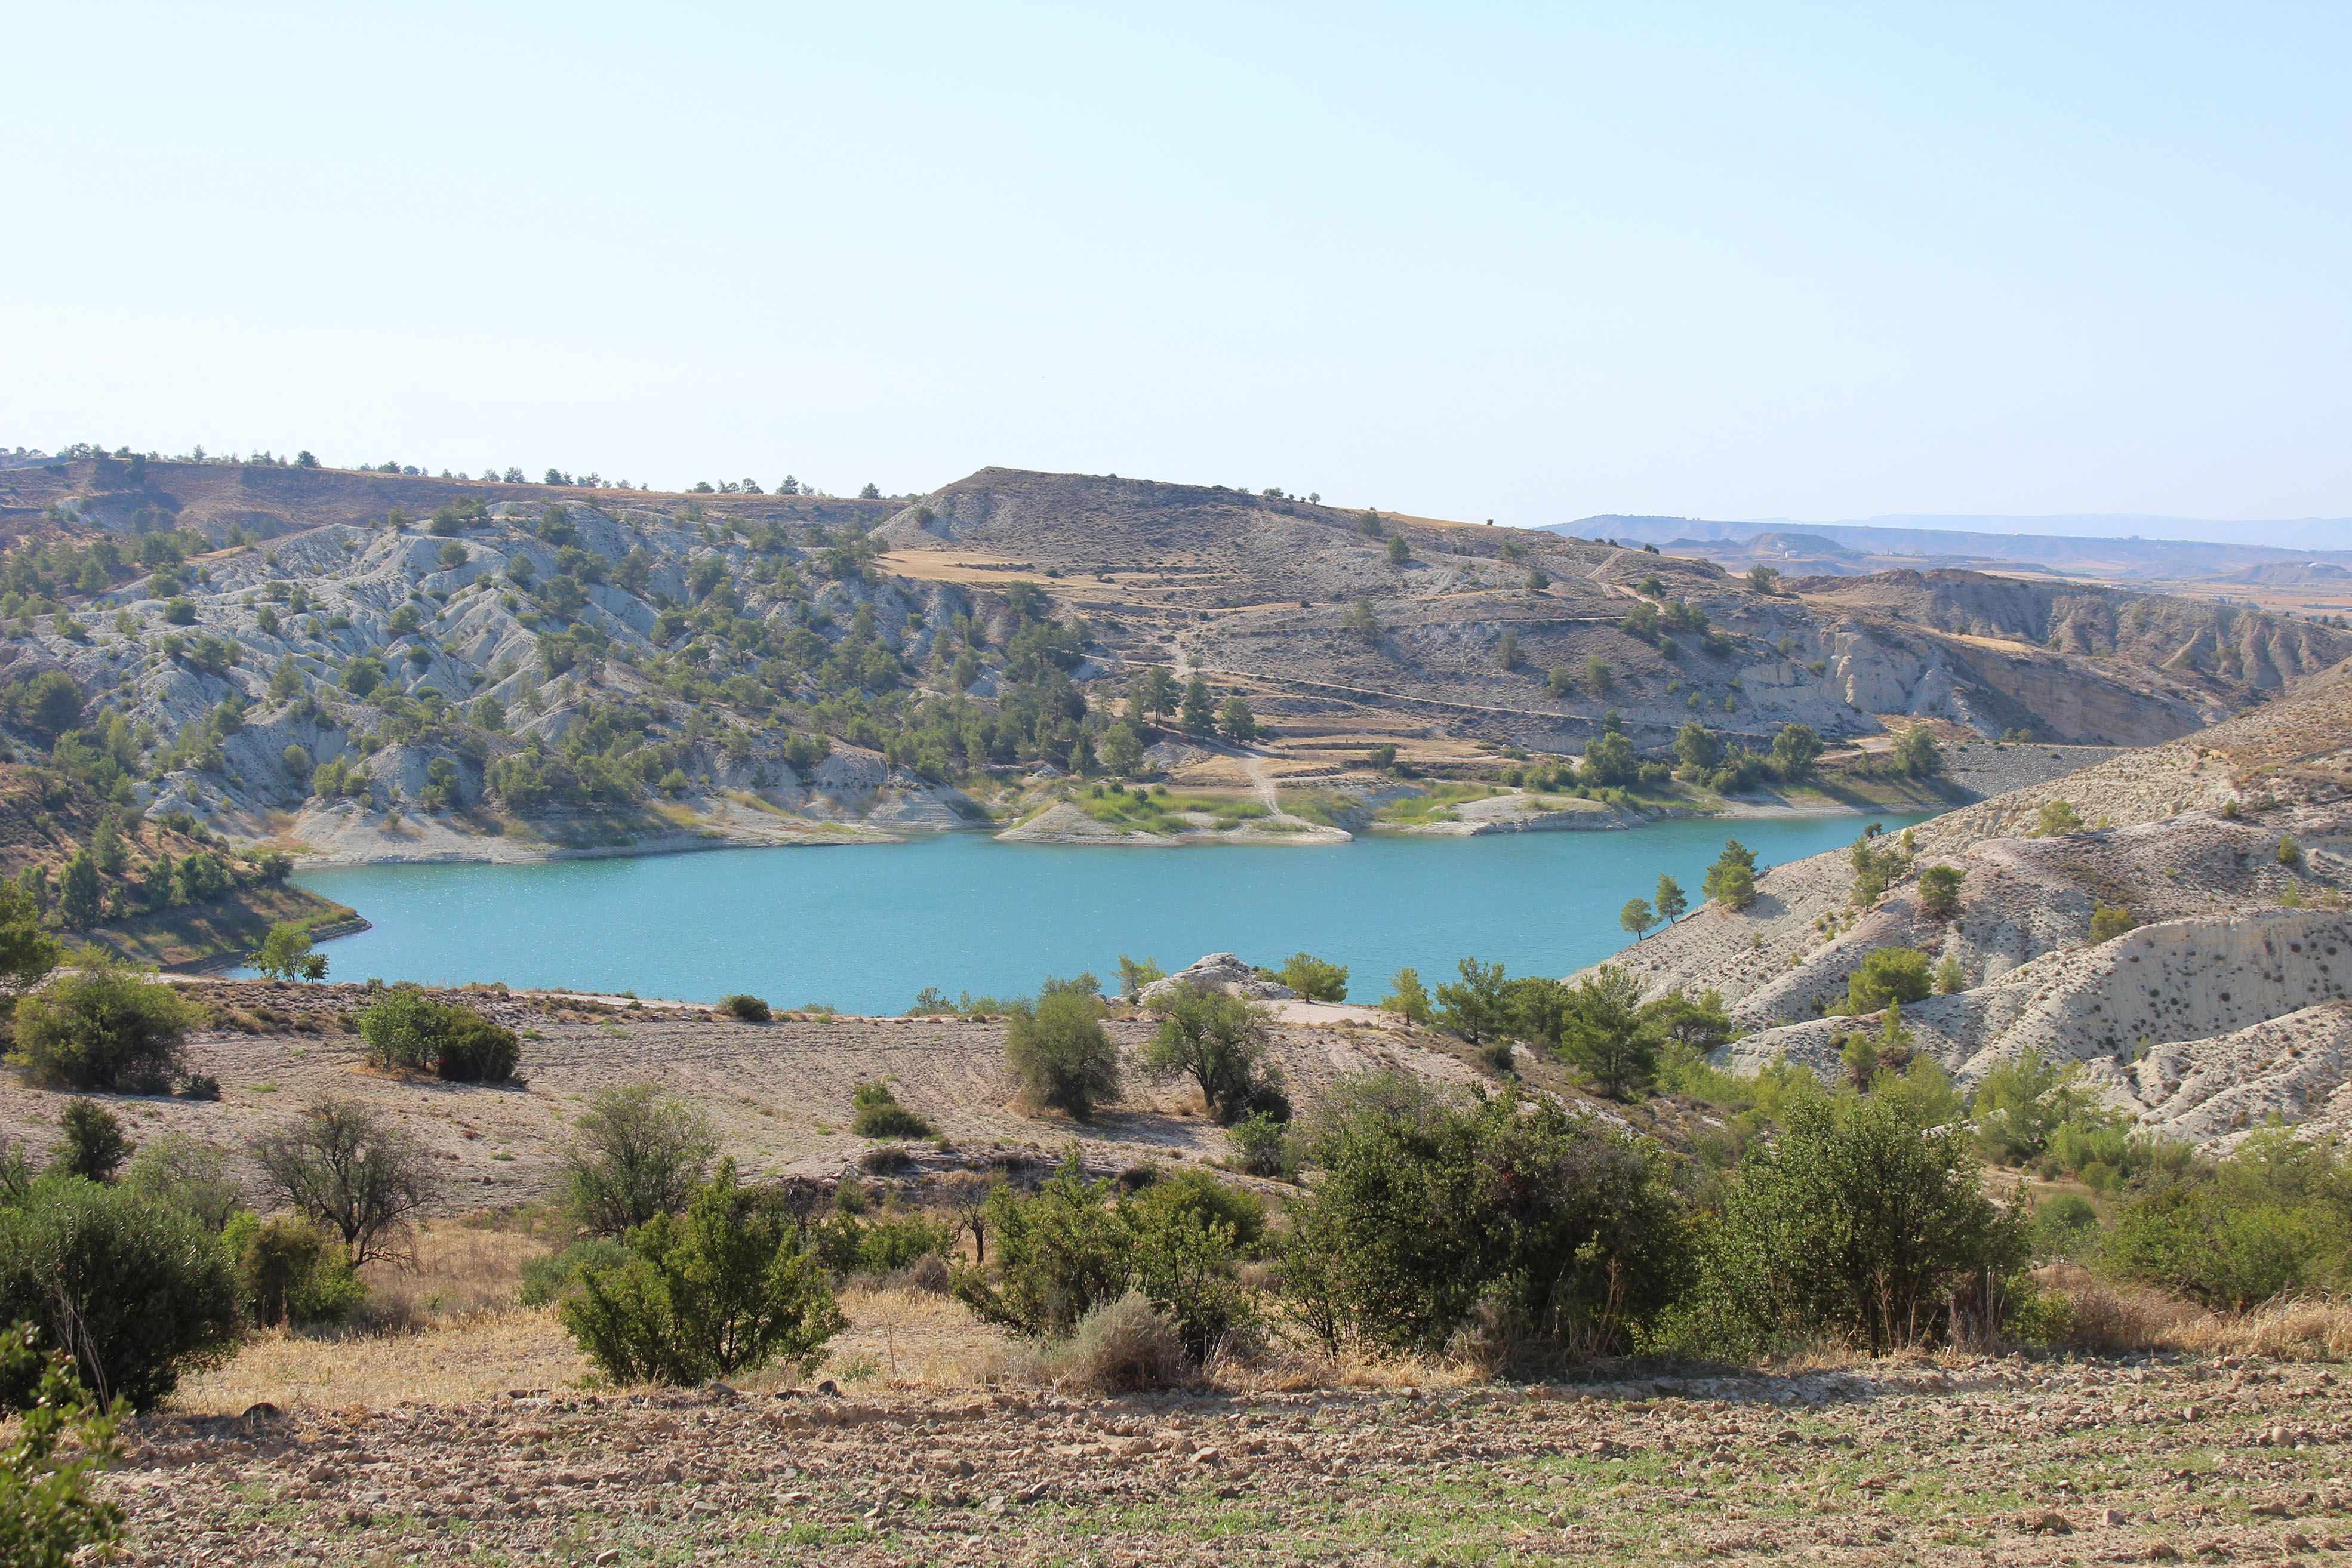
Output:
[[279, 814, 1931, 1013]]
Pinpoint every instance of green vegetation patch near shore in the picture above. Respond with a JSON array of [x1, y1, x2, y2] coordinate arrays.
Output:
[[1076, 788, 1270, 834], [1372, 782, 1503, 825]]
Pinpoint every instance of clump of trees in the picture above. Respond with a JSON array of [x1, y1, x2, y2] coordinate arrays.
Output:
[[9, 966, 206, 1094], [353, 985, 519, 1082], [1282, 1080, 1686, 1360]]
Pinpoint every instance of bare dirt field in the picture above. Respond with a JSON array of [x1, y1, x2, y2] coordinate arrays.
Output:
[[110, 1343, 2352, 1566], [0, 982, 1491, 1210]]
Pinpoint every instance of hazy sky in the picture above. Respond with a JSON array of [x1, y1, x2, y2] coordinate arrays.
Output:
[[6, 2, 2348, 535]]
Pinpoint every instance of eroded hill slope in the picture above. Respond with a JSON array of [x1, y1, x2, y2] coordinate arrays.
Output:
[[1591, 658, 2352, 1144]]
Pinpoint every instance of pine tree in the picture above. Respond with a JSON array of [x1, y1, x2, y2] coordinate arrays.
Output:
[[59, 849, 102, 930]]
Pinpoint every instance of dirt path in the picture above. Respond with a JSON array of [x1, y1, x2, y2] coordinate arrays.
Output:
[[108, 1354, 2352, 1566]]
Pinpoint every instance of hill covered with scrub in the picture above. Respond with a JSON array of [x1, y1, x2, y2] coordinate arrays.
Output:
[[1595, 653, 2352, 1148], [0, 457, 2339, 884]]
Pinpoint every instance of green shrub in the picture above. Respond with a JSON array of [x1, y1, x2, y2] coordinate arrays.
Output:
[[1674, 1092, 2025, 1356], [9, 969, 205, 1093], [2099, 1132, 2350, 1310], [353, 986, 519, 1082], [48, 1102, 129, 1184], [121, 1133, 241, 1230], [1274, 952, 1348, 1002], [2027, 1193, 2101, 1260], [518, 1236, 633, 1308], [1844, 948, 1933, 1014], [849, 1082, 934, 1139], [222, 1213, 365, 1327], [2089, 903, 2136, 943], [838, 1209, 954, 1277], [1227, 1111, 1297, 1178], [559, 1162, 845, 1385], [1917, 864, 1963, 919], [953, 1156, 1134, 1338], [0, 1177, 241, 1411], [563, 1085, 717, 1236], [2102, 1185, 2323, 1310], [952, 1154, 1252, 1360], [719, 993, 772, 1022], [2034, 799, 2085, 837], [1280, 1082, 1687, 1358], [0, 1324, 124, 1567], [1004, 984, 1121, 1120], [432, 1009, 519, 1082], [1125, 1166, 1267, 1253], [1122, 1184, 1251, 1358]]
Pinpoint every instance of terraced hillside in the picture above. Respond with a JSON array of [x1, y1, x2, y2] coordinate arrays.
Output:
[[1592, 657, 2352, 1146]]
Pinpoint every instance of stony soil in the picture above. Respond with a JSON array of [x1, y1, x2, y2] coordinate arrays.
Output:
[[105, 1354, 2352, 1566]]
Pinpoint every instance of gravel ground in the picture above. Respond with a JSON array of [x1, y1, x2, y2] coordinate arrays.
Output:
[[107, 1355, 2350, 1566]]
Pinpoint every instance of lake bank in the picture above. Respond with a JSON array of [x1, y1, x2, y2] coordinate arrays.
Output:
[[279, 781, 1960, 867]]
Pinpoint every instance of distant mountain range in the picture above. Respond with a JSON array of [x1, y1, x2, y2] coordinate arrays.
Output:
[[1551, 515, 2352, 583]]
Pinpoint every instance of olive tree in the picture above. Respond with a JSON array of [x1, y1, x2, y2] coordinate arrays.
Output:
[[1140, 987, 1284, 1124]]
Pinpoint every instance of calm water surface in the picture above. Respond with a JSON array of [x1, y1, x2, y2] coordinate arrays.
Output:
[[281, 814, 1930, 1013]]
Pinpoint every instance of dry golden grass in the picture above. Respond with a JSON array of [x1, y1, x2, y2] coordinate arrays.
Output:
[[176, 1219, 569, 1413], [176, 1307, 584, 1413], [169, 1222, 2352, 1418], [2173, 1295, 2352, 1360], [2036, 1264, 2352, 1360]]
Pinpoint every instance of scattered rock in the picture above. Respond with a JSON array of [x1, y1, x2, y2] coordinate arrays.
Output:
[[1139, 954, 1297, 1006]]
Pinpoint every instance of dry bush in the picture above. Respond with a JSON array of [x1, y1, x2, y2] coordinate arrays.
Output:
[[895, 1253, 952, 1295], [2031, 1265, 2201, 1353], [1012, 1292, 1187, 1394]]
